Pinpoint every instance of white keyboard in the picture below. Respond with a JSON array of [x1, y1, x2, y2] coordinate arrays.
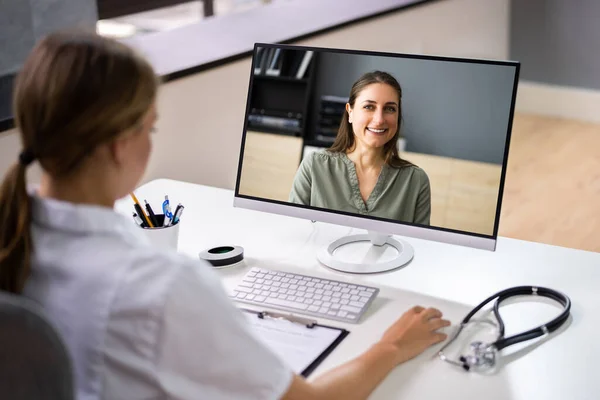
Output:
[[229, 267, 379, 324]]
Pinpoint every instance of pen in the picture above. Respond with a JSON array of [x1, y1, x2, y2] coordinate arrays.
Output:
[[172, 204, 184, 224], [132, 213, 144, 227], [133, 203, 148, 227], [130, 192, 154, 228], [144, 200, 159, 227], [162, 195, 173, 227]]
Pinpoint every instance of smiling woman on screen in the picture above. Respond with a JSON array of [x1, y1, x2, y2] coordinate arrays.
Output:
[[289, 71, 431, 225]]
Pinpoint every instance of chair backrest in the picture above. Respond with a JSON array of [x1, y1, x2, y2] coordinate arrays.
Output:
[[0, 291, 74, 400]]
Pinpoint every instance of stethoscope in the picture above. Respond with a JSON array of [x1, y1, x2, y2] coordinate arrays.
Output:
[[438, 286, 571, 372]]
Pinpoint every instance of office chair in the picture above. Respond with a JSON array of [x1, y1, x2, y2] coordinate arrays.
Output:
[[0, 291, 74, 400]]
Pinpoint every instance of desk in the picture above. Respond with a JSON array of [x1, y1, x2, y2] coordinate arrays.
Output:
[[118, 178, 599, 400]]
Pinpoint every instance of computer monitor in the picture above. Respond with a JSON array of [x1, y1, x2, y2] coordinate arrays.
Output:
[[234, 43, 519, 274]]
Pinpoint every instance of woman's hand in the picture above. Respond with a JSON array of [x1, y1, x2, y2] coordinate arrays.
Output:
[[378, 306, 451, 364]]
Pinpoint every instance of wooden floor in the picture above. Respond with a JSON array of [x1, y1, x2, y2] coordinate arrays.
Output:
[[499, 113, 600, 253]]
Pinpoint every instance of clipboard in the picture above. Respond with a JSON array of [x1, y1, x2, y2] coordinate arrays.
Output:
[[241, 308, 350, 377]]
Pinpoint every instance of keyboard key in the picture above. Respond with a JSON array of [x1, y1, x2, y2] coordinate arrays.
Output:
[[341, 305, 361, 313], [265, 297, 308, 310], [349, 301, 365, 308]]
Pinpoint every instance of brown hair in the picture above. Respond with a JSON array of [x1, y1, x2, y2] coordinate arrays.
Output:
[[328, 70, 413, 169], [0, 30, 158, 294]]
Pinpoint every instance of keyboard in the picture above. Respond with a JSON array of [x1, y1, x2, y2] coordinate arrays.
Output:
[[229, 267, 379, 324]]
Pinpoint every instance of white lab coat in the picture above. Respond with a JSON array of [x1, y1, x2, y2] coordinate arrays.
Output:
[[23, 194, 293, 400]]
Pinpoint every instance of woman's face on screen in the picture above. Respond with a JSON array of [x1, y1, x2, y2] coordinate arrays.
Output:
[[347, 83, 399, 151]]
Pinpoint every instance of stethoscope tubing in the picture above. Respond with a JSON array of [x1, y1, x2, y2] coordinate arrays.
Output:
[[461, 286, 571, 351]]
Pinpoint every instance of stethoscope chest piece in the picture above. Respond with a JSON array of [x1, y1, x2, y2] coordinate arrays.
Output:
[[459, 341, 498, 372]]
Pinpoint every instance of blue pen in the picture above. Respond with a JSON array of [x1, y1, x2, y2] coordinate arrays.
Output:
[[162, 195, 173, 226]]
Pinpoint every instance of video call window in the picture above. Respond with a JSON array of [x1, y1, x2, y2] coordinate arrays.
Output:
[[237, 44, 518, 238]]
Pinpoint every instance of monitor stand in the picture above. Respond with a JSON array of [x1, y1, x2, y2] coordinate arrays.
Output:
[[317, 231, 414, 274]]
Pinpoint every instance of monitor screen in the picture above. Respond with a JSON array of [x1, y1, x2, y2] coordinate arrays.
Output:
[[234, 43, 519, 253]]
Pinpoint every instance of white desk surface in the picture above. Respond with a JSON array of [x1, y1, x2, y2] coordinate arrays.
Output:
[[118, 179, 599, 400]]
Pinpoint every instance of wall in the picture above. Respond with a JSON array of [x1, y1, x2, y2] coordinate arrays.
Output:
[[0, 0, 98, 122], [311, 52, 516, 164], [1, 0, 510, 188], [511, 0, 600, 123], [511, 0, 600, 90]]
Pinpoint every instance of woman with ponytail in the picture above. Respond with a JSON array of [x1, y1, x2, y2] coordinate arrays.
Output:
[[0, 31, 449, 400]]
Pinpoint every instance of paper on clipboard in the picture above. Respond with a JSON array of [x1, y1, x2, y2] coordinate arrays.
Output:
[[242, 310, 347, 376]]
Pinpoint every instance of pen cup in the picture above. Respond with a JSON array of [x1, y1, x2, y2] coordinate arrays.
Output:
[[138, 214, 180, 251]]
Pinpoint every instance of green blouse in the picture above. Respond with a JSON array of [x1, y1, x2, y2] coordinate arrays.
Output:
[[289, 150, 431, 225]]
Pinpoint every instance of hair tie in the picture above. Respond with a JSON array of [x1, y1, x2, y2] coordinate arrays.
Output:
[[18, 150, 36, 167]]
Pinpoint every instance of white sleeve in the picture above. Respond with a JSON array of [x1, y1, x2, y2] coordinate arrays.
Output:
[[155, 259, 294, 400]]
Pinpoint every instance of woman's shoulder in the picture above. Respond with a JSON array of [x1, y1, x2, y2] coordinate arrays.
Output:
[[305, 149, 346, 165], [390, 162, 430, 183]]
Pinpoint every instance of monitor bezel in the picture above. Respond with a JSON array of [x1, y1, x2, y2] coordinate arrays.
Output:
[[234, 42, 521, 251]]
